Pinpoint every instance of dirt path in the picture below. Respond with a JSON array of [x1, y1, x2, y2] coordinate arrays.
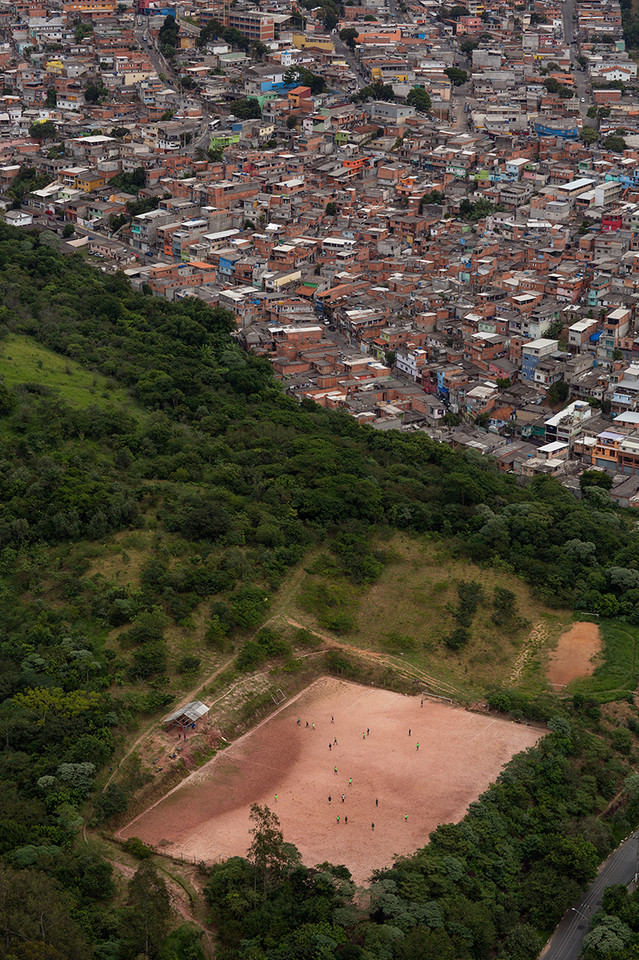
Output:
[[108, 850, 214, 954], [508, 621, 549, 684], [104, 654, 236, 793], [282, 616, 463, 697]]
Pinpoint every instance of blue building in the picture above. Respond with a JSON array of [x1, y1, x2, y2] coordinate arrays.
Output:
[[521, 338, 559, 382]]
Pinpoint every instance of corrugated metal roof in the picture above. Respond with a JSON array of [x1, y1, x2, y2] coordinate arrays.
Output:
[[163, 700, 210, 724]]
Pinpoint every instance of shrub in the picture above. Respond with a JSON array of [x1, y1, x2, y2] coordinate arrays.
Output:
[[445, 627, 469, 651], [123, 836, 153, 859], [487, 691, 512, 713], [94, 783, 128, 823], [382, 631, 417, 652], [178, 655, 201, 674]]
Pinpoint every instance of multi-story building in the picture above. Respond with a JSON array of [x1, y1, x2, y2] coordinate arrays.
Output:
[[521, 338, 559, 382]]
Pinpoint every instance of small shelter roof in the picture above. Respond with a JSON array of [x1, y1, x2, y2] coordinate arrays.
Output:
[[163, 700, 210, 725]]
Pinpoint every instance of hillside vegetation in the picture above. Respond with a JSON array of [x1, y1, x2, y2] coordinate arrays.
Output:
[[2, 223, 639, 960], [271, 532, 571, 695]]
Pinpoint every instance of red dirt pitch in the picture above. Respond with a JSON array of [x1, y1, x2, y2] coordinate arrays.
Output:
[[547, 621, 602, 688], [121, 678, 541, 884]]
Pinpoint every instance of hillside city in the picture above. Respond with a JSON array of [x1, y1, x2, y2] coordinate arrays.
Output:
[[5, 0, 639, 496]]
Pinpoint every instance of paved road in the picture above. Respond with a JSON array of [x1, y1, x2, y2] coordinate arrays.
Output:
[[562, 0, 591, 119], [135, 18, 174, 86], [333, 34, 368, 88], [451, 78, 472, 131], [333, 0, 411, 90], [135, 16, 212, 154], [540, 831, 639, 960]]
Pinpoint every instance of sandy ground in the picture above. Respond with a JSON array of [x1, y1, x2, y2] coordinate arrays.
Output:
[[547, 621, 601, 687], [120, 678, 541, 885]]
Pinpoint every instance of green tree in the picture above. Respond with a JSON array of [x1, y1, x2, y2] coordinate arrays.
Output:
[[158, 13, 179, 53], [29, 119, 57, 140], [445, 67, 468, 86], [158, 924, 206, 960], [547, 380, 569, 405], [127, 861, 171, 958], [247, 803, 288, 894], [354, 82, 395, 103], [108, 166, 146, 194], [323, 8, 339, 30], [580, 126, 599, 145], [84, 81, 108, 103], [325, 202, 337, 215], [340, 27, 358, 49], [582, 915, 633, 959], [604, 134, 627, 152], [419, 189, 445, 212], [406, 86, 432, 111], [580, 470, 612, 492], [0, 864, 87, 958], [285, 65, 326, 94], [459, 35, 479, 53], [45, 88, 57, 107], [73, 19, 93, 40], [231, 97, 262, 120]]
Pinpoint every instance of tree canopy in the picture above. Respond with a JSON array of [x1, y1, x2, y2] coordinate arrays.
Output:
[[406, 86, 432, 111], [445, 67, 468, 86]]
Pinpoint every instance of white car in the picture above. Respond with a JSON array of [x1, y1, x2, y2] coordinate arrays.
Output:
[[581, 97, 586, 102]]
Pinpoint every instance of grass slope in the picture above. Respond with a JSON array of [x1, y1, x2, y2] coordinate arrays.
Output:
[[269, 533, 572, 698], [572, 618, 639, 701], [0, 332, 146, 416]]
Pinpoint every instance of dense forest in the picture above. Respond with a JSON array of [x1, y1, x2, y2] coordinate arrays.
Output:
[[1, 222, 639, 959]]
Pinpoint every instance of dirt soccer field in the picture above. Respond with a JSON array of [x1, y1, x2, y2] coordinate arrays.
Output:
[[547, 621, 602, 688], [121, 678, 541, 884]]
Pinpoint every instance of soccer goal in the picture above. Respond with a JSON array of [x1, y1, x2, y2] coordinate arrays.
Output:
[[421, 690, 453, 705], [272, 688, 286, 705]]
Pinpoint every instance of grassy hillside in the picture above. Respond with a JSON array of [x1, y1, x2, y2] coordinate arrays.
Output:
[[0, 332, 147, 415], [269, 533, 571, 696]]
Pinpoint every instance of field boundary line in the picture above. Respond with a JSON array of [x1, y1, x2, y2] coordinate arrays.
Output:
[[117, 676, 331, 836]]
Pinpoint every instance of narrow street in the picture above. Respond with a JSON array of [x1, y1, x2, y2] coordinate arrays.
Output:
[[540, 831, 639, 960], [135, 16, 211, 154], [562, 0, 591, 119]]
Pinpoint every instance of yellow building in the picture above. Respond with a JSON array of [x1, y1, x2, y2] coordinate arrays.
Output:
[[292, 33, 334, 51], [62, 0, 116, 17], [45, 58, 64, 74], [76, 170, 106, 191]]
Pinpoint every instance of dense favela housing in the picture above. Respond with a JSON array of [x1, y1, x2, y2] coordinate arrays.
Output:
[[6, 0, 639, 494]]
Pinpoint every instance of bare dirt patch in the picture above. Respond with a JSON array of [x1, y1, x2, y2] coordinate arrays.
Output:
[[120, 678, 541, 885], [547, 621, 602, 688]]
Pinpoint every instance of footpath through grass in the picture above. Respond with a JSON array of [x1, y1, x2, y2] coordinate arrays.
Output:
[[272, 533, 572, 699]]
